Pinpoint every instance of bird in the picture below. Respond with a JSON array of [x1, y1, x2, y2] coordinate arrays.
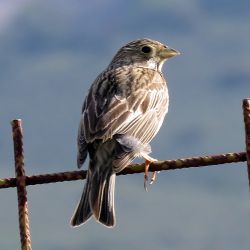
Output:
[[70, 38, 180, 228]]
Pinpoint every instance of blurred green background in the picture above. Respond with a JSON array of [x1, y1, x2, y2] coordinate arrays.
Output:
[[0, 0, 250, 249]]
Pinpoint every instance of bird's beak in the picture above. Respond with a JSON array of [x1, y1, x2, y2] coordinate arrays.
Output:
[[159, 47, 180, 59]]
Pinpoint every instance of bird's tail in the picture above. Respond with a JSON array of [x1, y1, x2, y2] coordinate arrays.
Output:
[[70, 169, 116, 228], [71, 141, 116, 228], [71, 137, 137, 228]]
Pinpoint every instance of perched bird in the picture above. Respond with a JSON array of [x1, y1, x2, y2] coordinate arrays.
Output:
[[70, 38, 179, 228]]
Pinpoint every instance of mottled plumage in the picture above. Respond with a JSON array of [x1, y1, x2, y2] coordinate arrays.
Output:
[[71, 38, 179, 228]]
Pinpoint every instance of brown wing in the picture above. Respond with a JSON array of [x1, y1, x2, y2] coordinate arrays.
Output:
[[80, 66, 169, 145]]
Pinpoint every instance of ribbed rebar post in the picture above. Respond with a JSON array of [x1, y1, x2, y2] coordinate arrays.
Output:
[[243, 99, 250, 191], [11, 119, 32, 250]]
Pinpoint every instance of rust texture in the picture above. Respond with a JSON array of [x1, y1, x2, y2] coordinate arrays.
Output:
[[0, 170, 86, 189], [0, 151, 246, 189], [122, 151, 247, 174], [11, 120, 32, 250], [243, 99, 250, 191]]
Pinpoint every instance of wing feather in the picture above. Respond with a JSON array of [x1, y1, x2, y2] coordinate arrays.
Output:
[[79, 67, 169, 146]]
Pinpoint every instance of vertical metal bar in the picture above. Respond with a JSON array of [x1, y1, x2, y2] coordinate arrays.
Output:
[[243, 99, 250, 192], [11, 119, 32, 250]]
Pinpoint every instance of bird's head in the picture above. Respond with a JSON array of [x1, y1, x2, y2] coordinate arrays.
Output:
[[109, 38, 180, 71]]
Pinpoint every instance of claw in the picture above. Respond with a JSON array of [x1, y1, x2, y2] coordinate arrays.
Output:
[[144, 160, 150, 192], [143, 158, 158, 191], [150, 171, 157, 184], [150, 171, 160, 184]]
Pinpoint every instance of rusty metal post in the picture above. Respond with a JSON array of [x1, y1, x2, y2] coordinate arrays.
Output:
[[243, 99, 250, 192], [11, 119, 32, 250]]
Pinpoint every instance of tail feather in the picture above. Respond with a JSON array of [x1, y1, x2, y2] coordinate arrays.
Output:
[[89, 168, 109, 220], [70, 173, 92, 227], [99, 173, 116, 227]]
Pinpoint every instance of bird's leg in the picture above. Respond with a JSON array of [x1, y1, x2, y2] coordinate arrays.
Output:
[[143, 155, 158, 191]]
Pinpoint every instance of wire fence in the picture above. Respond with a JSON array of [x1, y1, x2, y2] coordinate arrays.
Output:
[[1, 98, 250, 250]]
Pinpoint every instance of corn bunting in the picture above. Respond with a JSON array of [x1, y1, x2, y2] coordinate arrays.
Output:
[[71, 38, 179, 228]]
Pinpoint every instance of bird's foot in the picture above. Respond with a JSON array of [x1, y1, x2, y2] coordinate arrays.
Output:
[[143, 156, 158, 191]]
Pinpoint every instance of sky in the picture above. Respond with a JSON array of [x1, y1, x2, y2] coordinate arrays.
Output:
[[0, 0, 250, 249]]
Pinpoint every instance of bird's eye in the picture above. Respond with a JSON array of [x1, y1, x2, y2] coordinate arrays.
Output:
[[141, 46, 152, 54]]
